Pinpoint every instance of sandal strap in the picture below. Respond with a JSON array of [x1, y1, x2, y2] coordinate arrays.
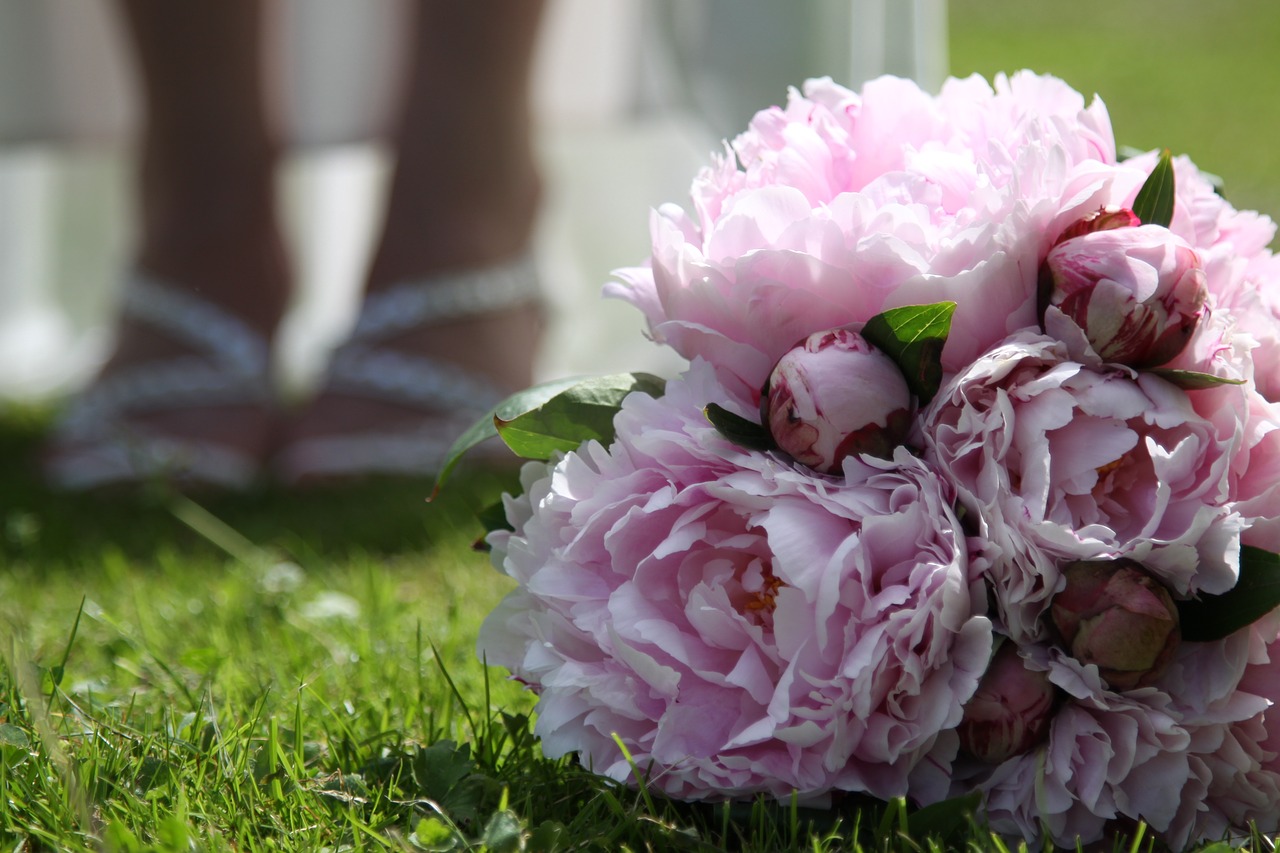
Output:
[[326, 345, 506, 414], [44, 432, 262, 491], [349, 252, 541, 345], [273, 428, 474, 481], [273, 254, 540, 483], [54, 358, 271, 441], [52, 275, 272, 442], [126, 275, 268, 375]]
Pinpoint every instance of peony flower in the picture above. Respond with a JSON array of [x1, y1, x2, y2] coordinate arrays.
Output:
[[1158, 300, 1280, 553], [973, 625, 1280, 849], [1223, 610, 1280, 839], [1118, 147, 1280, 401], [1231, 390, 1280, 552], [607, 72, 1121, 394], [1054, 206, 1141, 242], [763, 329, 911, 472], [473, 69, 1280, 846], [922, 330, 1245, 643], [1041, 224, 1207, 368], [957, 642, 1057, 764], [479, 360, 992, 803], [978, 674, 1196, 848], [1048, 559, 1180, 691]]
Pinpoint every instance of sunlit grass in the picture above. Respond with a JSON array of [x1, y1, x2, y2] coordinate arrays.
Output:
[[2, 417, 998, 851]]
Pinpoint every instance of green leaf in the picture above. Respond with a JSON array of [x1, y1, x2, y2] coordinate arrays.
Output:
[[102, 822, 143, 853], [1179, 546, 1280, 642], [1195, 844, 1237, 853], [39, 665, 62, 695], [0, 723, 30, 748], [432, 375, 585, 497], [432, 373, 664, 497], [479, 809, 525, 853], [409, 740, 483, 824], [411, 740, 474, 790], [526, 820, 568, 852], [907, 791, 981, 841], [412, 817, 460, 851], [859, 302, 956, 405], [494, 372, 665, 459], [156, 815, 192, 849], [1148, 368, 1245, 390], [704, 403, 775, 452], [1132, 148, 1175, 228]]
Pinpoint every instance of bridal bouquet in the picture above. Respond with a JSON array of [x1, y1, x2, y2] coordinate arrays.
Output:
[[442, 72, 1280, 848]]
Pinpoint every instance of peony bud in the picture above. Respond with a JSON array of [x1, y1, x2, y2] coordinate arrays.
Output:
[[958, 642, 1057, 764], [1049, 559, 1181, 691], [1041, 223, 1207, 368], [1055, 205, 1142, 243], [763, 329, 911, 473]]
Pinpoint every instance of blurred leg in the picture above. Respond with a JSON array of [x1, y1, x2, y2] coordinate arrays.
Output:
[[120, 0, 290, 332], [367, 0, 546, 290], [278, 1, 547, 481], [43, 1, 288, 489]]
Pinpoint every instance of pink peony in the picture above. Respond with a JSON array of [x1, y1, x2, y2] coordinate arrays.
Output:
[[473, 70, 1280, 845], [1227, 610, 1280, 838], [1054, 206, 1141, 242], [1159, 312, 1280, 551], [1041, 224, 1207, 368], [1123, 148, 1280, 401], [922, 330, 1245, 643], [1048, 559, 1180, 691], [1232, 391, 1280, 552], [479, 360, 992, 802], [957, 642, 1057, 764], [973, 626, 1280, 849], [764, 329, 912, 472], [1211, 246, 1280, 402], [607, 72, 1120, 395]]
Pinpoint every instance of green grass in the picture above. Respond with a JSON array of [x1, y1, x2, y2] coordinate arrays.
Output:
[[0, 415, 1020, 851], [7, 5, 1280, 847]]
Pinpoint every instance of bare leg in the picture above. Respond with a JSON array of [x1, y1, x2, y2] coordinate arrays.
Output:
[[280, 1, 546, 478], [367, 0, 546, 289], [44, 1, 287, 489], [120, 0, 290, 332]]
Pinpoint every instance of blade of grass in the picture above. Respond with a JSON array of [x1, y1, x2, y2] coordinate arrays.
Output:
[[428, 638, 480, 743], [610, 732, 659, 817]]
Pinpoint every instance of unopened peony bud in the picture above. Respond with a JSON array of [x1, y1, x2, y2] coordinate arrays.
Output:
[[1050, 559, 1181, 691], [1055, 206, 1142, 243], [958, 643, 1057, 764], [1042, 224, 1207, 368], [763, 329, 911, 473]]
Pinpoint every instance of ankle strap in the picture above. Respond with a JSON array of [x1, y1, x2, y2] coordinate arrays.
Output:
[[350, 253, 541, 344], [125, 276, 268, 377]]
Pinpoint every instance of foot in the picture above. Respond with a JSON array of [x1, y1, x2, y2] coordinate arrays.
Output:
[[42, 264, 285, 492], [278, 16, 547, 483], [274, 252, 544, 483]]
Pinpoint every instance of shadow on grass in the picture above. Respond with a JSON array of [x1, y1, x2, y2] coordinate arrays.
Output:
[[0, 408, 521, 568]]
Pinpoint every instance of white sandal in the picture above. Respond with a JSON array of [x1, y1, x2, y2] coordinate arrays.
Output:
[[42, 276, 272, 491], [272, 252, 542, 482]]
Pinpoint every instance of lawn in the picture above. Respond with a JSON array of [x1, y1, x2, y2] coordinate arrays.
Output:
[[6, 3, 1280, 849], [0, 420, 979, 852]]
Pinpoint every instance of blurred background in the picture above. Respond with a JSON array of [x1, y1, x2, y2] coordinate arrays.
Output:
[[0, 0, 1277, 406]]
